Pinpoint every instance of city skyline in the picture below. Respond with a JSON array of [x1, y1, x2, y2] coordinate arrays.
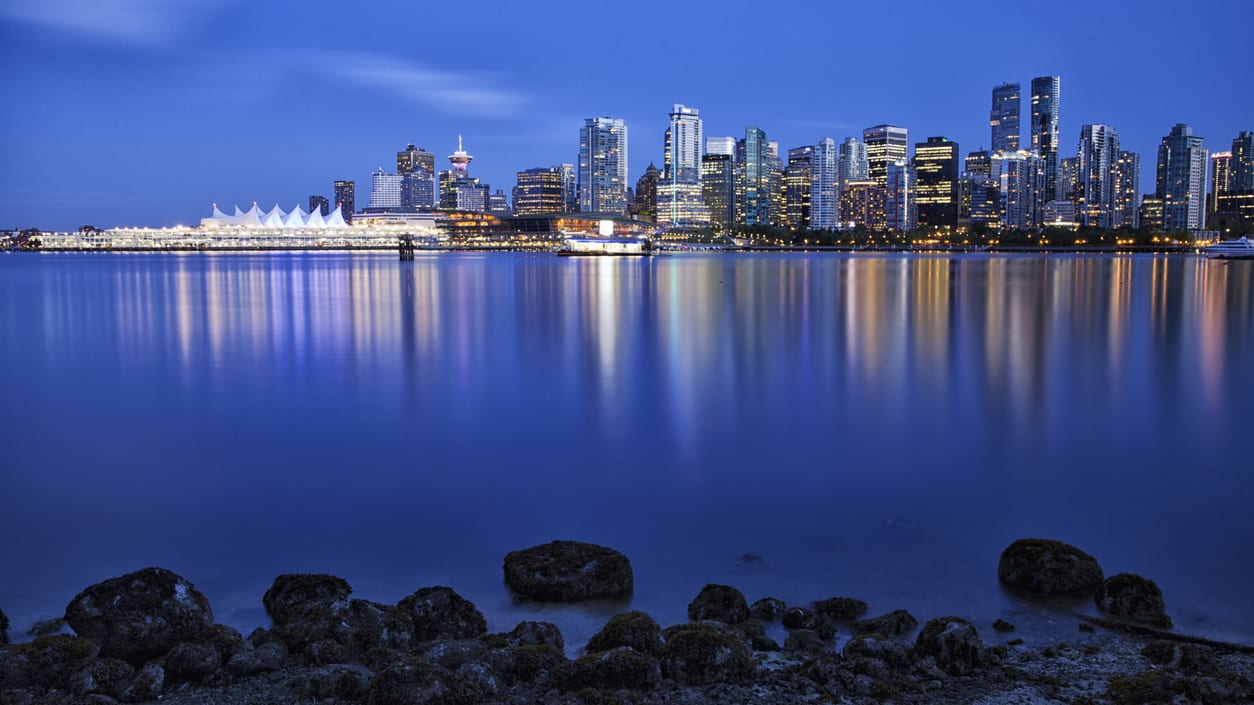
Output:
[[1, 0, 1251, 230]]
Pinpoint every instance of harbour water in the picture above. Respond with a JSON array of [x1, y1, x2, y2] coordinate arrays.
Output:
[[1, 252, 1251, 650]]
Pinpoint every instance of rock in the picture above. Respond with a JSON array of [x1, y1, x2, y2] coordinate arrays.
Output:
[[843, 635, 914, 670], [28, 618, 67, 637], [301, 664, 375, 700], [342, 598, 416, 653], [748, 597, 787, 621], [813, 614, 837, 641], [202, 624, 245, 663], [366, 658, 452, 705], [69, 657, 133, 698], [502, 540, 633, 602], [782, 607, 814, 630], [813, 596, 868, 620], [660, 624, 753, 685], [585, 611, 663, 657], [854, 609, 919, 637], [449, 662, 502, 702], [304, 638, 350, 665], [5, 635, 101, 692], [64, 567, 215, 666], [784, 629, 827, 655], [397, 586, 486, 641], [421, 639, 486, 671], [993, 619, 1015, 633], [0, 607, 8, 644], [164, 641, 220, 682], [997, 538, 1104, 596], [914, 617, 983, 675], [121, 663, 164, 703], [226, 641, 287, 676], [558, 647, 661, 691], [1095, 573, 1168, 624], [484, 620, 564, 651], [734, 620, 780, 651], [262, 574, 352, 627], [486, 644, 566, 685], [686, 584, 749, 624]]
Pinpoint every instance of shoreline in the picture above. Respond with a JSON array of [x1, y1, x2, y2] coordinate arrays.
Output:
[[2, 245, 1207, 255]]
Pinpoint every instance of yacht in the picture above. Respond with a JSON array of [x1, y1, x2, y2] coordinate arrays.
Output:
[[1205, 237, 1254, 259]]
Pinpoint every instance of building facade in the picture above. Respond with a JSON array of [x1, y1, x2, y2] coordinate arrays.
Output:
[[914, 137, 960, 229], [784, 146, 813, 230], [631, 163, 661, 221], [811, 138, 839, 230], [990, 83, 1021, 153], [735, 127, 774, 226], [965, 150, 992, 178], [397, 145, 436, 177], [366, 169, 402, 210], [1115, 150, 1140, 228], [993, 151, 1045, 229], [309, 195, 330, 216], [1030, 76, 1061, 199], [657, 104, 708, 226], [579, 117, 629, 215], [513, 167, 566, 215], [701, 153, 735, 226], [1155, 123, 1208, 231], [1076, 124, 1120, 229], [334, 180, 355, 223], [838, 137, 869, 190], [864, 125, 910, 188], [705, 136, 736, 157]]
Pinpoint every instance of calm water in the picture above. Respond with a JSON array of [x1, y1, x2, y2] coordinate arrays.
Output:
[[1, 252, 1252, 649]]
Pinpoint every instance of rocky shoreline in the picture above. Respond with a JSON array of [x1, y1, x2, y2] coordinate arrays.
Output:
[[2, 539, 1251, 705]]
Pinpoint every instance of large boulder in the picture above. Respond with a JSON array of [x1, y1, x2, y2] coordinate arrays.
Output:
[[164, 641, 222, 683], [397, 586, 486, 641], [997, 539, 1104, 596], [854, 609, 919, 637], [813, 596, 869, 620], [486, 644, 566, 686], [68, 656, 134, 699], [914, 617, 983, 675], [557, 647, 661, 691], [660, 624, 753, 685], [63, 567, 214, 665], [748, 597, 787, 621], [503, 540, 633, 602], [484, 621, 564, 651], [585, 611, 663, 657], [0, 607, 9, 644], [686, 584, 749, 624], [366, 659, 452, 705], [1096, 573, 1169, 625], [1, 635, 100, 693], [262, 574, 352, 627]]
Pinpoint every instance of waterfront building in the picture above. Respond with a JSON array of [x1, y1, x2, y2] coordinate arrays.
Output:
[[1234, 131, 1254, 193], [513, 167, 566, 215], [657, 104, 708, 226], [811, 138, 839, 230], [886, 159, 913, 231], [1058, 156, 1080, 202], [967, 177, 1001, 230], [1041, 199, 1078, 228], [701, 153, 735, 226], [1211, 152, 1233, 214], [309, 195, 330, 216], [579, 117, 629, 215], [557, 163, 577, 213], [366, 169, 403, 210], [1115, 150, 1140, 228], [334, 180, 355, 223], [402, 171, 436, 210], [838, 137, 869, 190], [1076, 124, 1120, 229], [914, 137, 960, 229], [990, 83, 1021, 153], [437, 136, 490, 212], [864, 125, 910, 188], [631, 163, 661, 221], [397, 144, 436, 177], [1155, 123, 1208, 231], [706, 136, 736, 157], [965, 150, 992, 178], [1140, 195, 1164, 229], [993, 151, 1045, 229], [784, 146, 813, 230], [488, 190, 510, 216], [735, 127, 774, 226], [839, 180, 885, 230], [1030, 76, 1061, 199]]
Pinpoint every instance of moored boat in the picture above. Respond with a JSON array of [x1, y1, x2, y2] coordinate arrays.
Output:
[[1205, 237, 1254, 259]]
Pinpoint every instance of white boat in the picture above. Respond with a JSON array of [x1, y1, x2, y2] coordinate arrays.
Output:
[[1205, 237, 1254, 259]]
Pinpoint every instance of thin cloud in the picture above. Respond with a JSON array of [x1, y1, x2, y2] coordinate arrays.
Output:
[[0, 0, 226, 45]]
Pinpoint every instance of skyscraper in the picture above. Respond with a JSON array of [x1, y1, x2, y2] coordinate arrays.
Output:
[[784, 146, 813, 230], [558, 163, 577, 213], [885, 159, 913, 231], [1114, 151, 1140, 229], [1210, 152, 1233, 214], [1155, 123, 1208, 231], [1076, 124, 1120, 229], [705, 136, 736, 157], [810, 138, 839, 230], [309, 195, 330, 216], [439, 136, 489, 212], [701, 154, 735, 226], [992, 151, 1045, 229], [657, 104, 708, 226], [965, 150, 992, 178], [863, 125, 910, 187], [735, 127, 773, 226], [579, 117, 629, 215], [631, 163, 661, 221], [990, 83, 1021, 153], [1232, 131, 1254, 193], [398, 145, 437, 209], [367, 169, 402, 210], [334, 180, 355, 223], [1030, 76, 1061, 198], [1058, 156, 1080, 202], [914, 137, 960, 229], [513, 167, 565, 215], [837, 137, 869, 189], [397, 144, 436, 177]]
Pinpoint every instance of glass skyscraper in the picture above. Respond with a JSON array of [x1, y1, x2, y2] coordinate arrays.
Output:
[[735, 127, 773, 226], [657, 104, 708, 226], [784, 146, 813, 230], [1076, 124, 1120, 229], [701, 154, 734, 226], [838, 137, 869, 189], [578, 117, 629, 215], [333, 180, 355, 223], [810, 138, 839, 230], [914, 137, 960, 229], [512, 167, 566, 215], [1030, 76, 1061, 200], [990, 83, 1021, 153], [1155, 123, 1208, 231]]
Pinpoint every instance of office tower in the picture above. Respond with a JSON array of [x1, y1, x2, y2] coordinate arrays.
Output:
[[811, 138, 839, 230], [579, 117, 629, 215], [1058, 156, 1080, 202], [1076, 124, 1120, 229], [367, 169, 403, 210], [784, 145, 813, 230], [706, 136, 736, 157], [488, 190, 510, 216], [1114, 150, 1140, 228], [701, 153, 735, 226], [1030, 76, 1061, 198], [838, 137, 869, 189], [767, 141, 786, 228], [631, 163, 661, 221], [1156, 123, 1208, 231], [968, 178, 1001, 230], [864, 125, 910, 188], [309, 195, 330, 216], [513, 167, 566, 215], [657, 104, 708, 226], [1210, 152, 1233, 214], [735, 127, 774, 226], [965, 150, 991, 178], [993, 151, 1045, 229], [914, 137, 960, 229], [839, 180, 885, 229], [1140, 196, 1165, 230], [990, 83, 1021, 153], [334, 180, 355, 223], [401, 171, 436, 209], [886, 160, 912, 231], [556, 163, 577, 213], [397, 144, 436, 177], [1232, 131, 1254, 193]]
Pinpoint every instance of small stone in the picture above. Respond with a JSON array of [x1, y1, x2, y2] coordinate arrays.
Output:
[[782, 607, 814, 630], [1095, 573, 1168, 623], [914, 617, 984, 675], [1079, 622, 1096, 633], [558, 647, 661, 691], [121, 663, 164, 703], [585, 610, 663, 657], [262, 574, 352, 627], [226, 641, 287, 676], [302, 664, 375, 700], [164, 642, 221, 682], [686, 584, 749, 624], [660, 624, 752, 685]]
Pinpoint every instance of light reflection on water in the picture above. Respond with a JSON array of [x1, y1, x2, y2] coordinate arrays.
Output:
[[0, 252, 1251, 649]]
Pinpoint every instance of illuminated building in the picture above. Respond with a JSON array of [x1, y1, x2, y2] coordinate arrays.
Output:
[[1212, 133, 1254, 226], [1076, 124, 1120, 228], [965, 150, 991, 178], [967, 178, 1001, 229], [839, 180, 885, 230], [784, 145, 813, 230], [397, 144, 436, 177], [657, 104, 709, 226], [1233, 131, 1254, 193], [579, 117, 629, 215], [735, 127, 774, 226], [1030, 76, 1061, 199], [366, 169, 402, 210], [705, 136, 735, 157], [1041, 199, 1077, 229], [488, 190, 510, 216], [701, 153, 734, 226], [334, 181, 355, 223], [1210, 152, 1233, 214], [993, 151, 1045, 229], [1155, 123, 1208, 230], [398, 145, 437, 209], [864, 124, 909, 188], [838, 137, 869, 190], [438, 136, 490, 213], [914, 137, 960, 229], [1139, 195, 1164, 229], [886, 159, 912, 231], [990, 83, 1021, 153], [631, 163, 660, 221], [558, 163, 577, 213], [768, 141, 786, 228], [513, 167, 566, 215], [1115, 150, 1140, 228], [1058, 156, 1079, 202], [309, 195, 329, 216], [811, 138, 839, 230]]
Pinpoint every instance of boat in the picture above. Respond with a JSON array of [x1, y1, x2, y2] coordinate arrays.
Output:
[[557, 236, 653, 257], [1205, 237, 1254, 259]]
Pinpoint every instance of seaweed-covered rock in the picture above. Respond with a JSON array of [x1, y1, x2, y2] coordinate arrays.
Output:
[[660, 624, 753, 685], [262, 574, 352, 627], [997, 538, 1104, 596], [748, 597, 787, 621], [450, 662, 503, 703], [342, 599, 416, 652], [854, 609, 918, 637], [5, 635, 101, 692], [813, 596, 869, 620], [164, 641, 221, 682], [486, 644, 566, 685], [558, 647, 661, 691], [843, 635, 915, 671], [735, 619, 780, 651], [68, 656, 133, 698], [484, 620, 565, 651], [914, 617, 983, 675], [300, 664, 375, 700], [782, 607, 814, 630], [226, 641, 288, 676], [397, 586, 486, 641], [366, 658, 452, 705], [64, 567, 214, 665], [1096, 573, 1168, 625], [421, 639, 486, 671], [686, 584, 749, 624], [783, 629, 827, 655], [0, 608, 9, 644], [503, 541, 633, 602], [993, 619, 1015, 633], [585, 611, 663, 657], [813, 614, 838, 641], [121, 662, 165, 703]]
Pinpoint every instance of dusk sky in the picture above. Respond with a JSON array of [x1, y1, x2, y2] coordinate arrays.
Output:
[[2, 0, 1250, 231]]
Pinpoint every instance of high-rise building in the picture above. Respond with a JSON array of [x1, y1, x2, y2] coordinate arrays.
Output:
[[1058, 156, 1080, 202], [705, 136, 736, 157], [1210, 152, 1233, 214], [579, 117, 629, 215], [837, 137, 869, 190], [701, 153, 735, 226], [914, 137, 960, 229], [1030, 76, 1061, 199], [309, 195, 330, 216], [839, 180, 885, 230], [810, 138, 839, 230], [886, 159, 913, 231], [784, 145, 813, 230], [1232, 131, 1254, 193], [967, 178, 1001, 230], [657, 104, 708, 226], [1076, 124, 1120, 229], [402, 171, 436, 209], [735, 127, 774, 226], [367, 169, 403, 210], [438, 136, 489, 212], [1140, 195, 1165, 230], [1155, 123, 1208, 231], [334, 181, 355, 223], [990, 83, 1021, 153], [965, 150, 992, 178], [631, 163, 661, 221], [557, 163, 577, 213], [1114, 150, 1140, 228], [397, 144, 436, 176], [993, 151, 1045, 229], [863, 125, 910, 188], [513, 167, 566, 215], [488, 190, 510, 216], [767, 141, 787, 228]]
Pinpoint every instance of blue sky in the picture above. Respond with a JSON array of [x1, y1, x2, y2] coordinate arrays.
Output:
[[2, 0, 1250, 230]]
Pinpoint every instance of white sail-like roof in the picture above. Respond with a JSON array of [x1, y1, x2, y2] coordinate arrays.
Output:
[[325, 206, 347, 228], [283, 206, 308, 228], [262, 204, 286, 228], [199, 202, 354, 229], [305, 208, 326, 228]]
